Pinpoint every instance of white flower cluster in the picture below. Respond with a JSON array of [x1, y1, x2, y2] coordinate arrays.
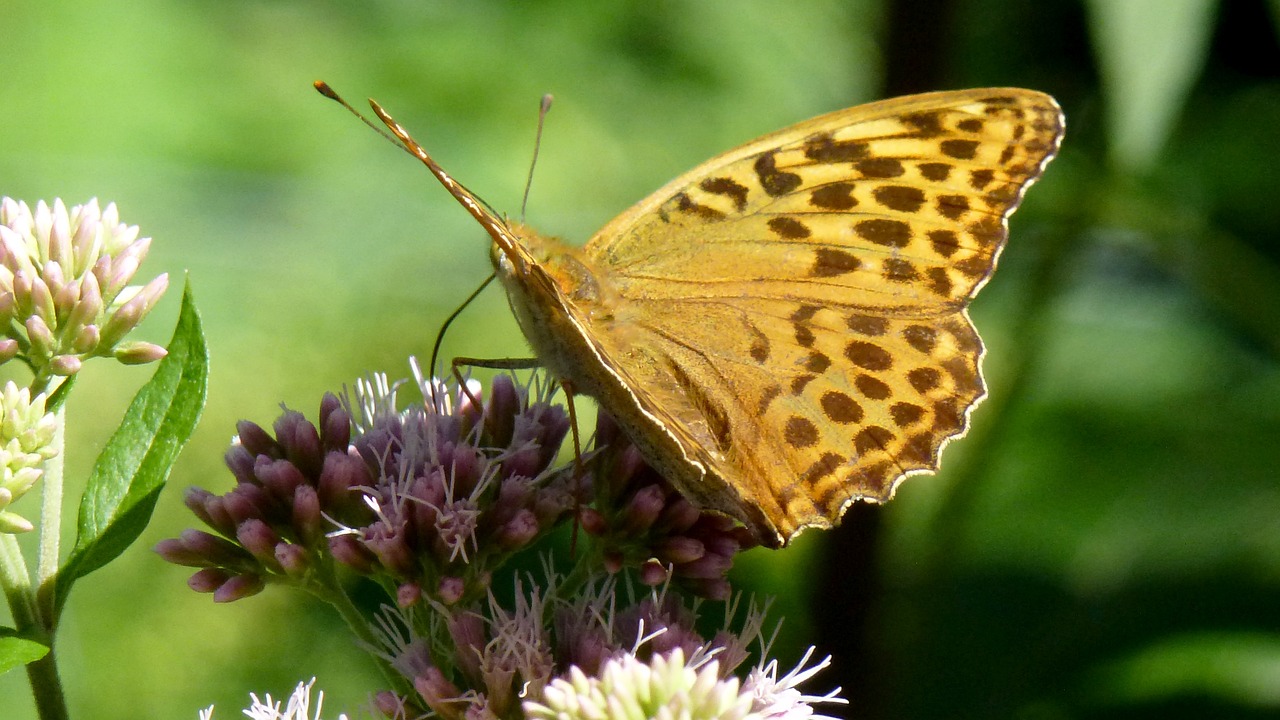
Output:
[[198, 678, 347, 720], [0, 197, 167, 380], [524, 644, 847, 720], [0, 381, 57, 533], [525, 648, 757, 720]]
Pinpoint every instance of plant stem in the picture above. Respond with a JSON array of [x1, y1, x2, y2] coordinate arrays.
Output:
[[308, 567, 409, 695], [1, 534, 69, 720], [0, 532, 38, 631], [25, 646, 70, 720], [36, 405, 65, 623]]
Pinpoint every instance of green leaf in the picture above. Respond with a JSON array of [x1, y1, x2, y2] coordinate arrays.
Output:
[[57, 279, 208, 611], [0, 629, 50, 675], [1085, 0, 1219, 172]]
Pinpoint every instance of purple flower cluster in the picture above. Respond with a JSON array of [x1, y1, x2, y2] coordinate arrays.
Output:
[[161, 368, 779, 718], [155, 393, 370, 601], [156, 374, 575, 605], [579, 413, 758, 600]]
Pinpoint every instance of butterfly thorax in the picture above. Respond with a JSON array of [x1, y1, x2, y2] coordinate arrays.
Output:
[[491, 225, 621, 396], [492, 222, 790, 545]]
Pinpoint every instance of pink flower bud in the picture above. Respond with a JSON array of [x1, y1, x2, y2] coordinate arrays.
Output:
[[29, 276, 55, 325], [437, 577, 466, 605], [235, 420, 278, 457], [328, 533, 376, 573], [188, 568, 230, 593], [292, 485, 322, 545], [656, 536, 705, 565], [236, 519, 282, 567], [72, 324, 99, 354], [397, 582, 422, 608], [24, 315, 54, 355], [213, 573, 265, 602], [112, 341, 166, 365], [318, 393, 350, 450], [153, 538, 207, 567], [66, 272, 101, 331], [275, 543, 310, 577], [49, 355, 81, 376], [639, 558, 670, 586]]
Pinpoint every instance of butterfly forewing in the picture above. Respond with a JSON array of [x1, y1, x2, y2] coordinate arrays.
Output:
[[567, 89, 1063, 544]]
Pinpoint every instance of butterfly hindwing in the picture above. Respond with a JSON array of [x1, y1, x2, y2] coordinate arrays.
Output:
[[566, 89, 1063, 543]]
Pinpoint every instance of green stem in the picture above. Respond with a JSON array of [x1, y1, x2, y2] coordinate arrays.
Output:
[[543, 544, 601, 625], [35, 405, 65, 623], [0, 532, 38, 632], [1, 534, 68, 720], [307, 567, 408, 695], [25, 647, 69, 720]]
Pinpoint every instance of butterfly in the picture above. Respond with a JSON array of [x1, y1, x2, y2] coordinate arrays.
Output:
[[319, 83, 1064, 548]]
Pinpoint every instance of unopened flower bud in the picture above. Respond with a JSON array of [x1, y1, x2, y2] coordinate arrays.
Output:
[[188, 567, 231, 593], [639, 558, 670, 586], [49, 355, 81, 376], [213, 573, 265, 603], [397, 582, 422, 608], [71, 324, 99, 353], [437, 576, 465, 605], [112, 341, 166, 365], [497, 508, 539, 550], [318, 393, 350, 450], [236, 519, 282, 568], [275, 542, 310, 577], [24, 315, 54, 356], [329, 533, 376, 573], [0, 510, 34, 533], [153, 537, 207, 566], [291, 485, 322, 545], [234, 420, 278, 458]]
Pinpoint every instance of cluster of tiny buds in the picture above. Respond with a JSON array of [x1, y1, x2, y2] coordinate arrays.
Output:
[[0, 197, 167, 385], [166, 367, 846, 720], [580, 412, 758, 600], [0, 381, 58, 533], [156, 373, 577, 604]]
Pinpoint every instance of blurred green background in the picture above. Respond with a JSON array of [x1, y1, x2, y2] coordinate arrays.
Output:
[[3, 0, 1279, 718]]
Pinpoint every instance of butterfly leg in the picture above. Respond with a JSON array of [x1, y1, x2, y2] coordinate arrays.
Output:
[[449, 355, 542, 413], [559, 380, 585, 555], [451, 357, 589, 554]]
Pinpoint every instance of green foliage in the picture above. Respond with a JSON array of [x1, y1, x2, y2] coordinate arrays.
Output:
[[0, 631, 48, 675], [1086, 0, 1218, 171], [58, 281, 208, 607]]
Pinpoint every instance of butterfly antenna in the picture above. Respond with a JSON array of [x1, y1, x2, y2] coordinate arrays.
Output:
[[428, 272, 497, 392], [316, 81, 506, 223], [314, 81, 427, 161], [317, 82, 524, 266], [520, 94, 554, 222]]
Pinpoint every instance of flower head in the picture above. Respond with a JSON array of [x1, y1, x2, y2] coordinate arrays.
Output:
[[524, 647, 757, 720], [199, 678, 348, 720], [170, 364, 841, 720], [0, 381, 57, 533], [742, 647, 847, 720], [156, 365, 576, 605], [0, 197, 167, 385]]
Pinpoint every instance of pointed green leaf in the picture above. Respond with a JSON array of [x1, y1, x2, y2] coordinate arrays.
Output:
[[58, 280, 208, 610], [0, 629, 49, 675]]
